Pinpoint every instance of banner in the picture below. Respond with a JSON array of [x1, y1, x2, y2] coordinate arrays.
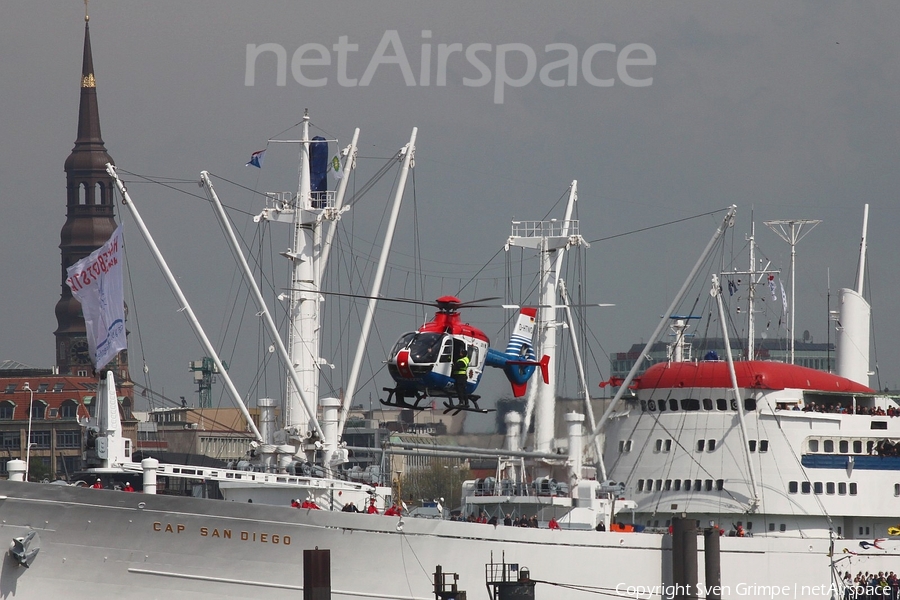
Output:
[[65, 225, 126, 371]]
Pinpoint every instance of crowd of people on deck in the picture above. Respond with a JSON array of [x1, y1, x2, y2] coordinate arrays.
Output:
[[782, 401, 900, 416], [842, 571, 900, 599]]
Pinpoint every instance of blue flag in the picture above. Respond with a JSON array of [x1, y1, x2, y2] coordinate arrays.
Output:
[[246, 149, 266, 168]]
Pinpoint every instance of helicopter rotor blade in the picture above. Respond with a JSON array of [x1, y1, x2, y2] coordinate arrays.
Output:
[[502, 303, 615, 309], [288, 289, 502, 309]]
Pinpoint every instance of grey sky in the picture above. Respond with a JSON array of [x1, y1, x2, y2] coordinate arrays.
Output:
[[1, 2, 898, 421]]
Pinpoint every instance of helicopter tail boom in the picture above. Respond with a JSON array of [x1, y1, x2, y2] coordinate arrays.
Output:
[[484, 308, 548, 397]]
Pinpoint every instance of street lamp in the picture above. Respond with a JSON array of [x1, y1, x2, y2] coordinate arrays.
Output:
[[23, 382, 33, 480]]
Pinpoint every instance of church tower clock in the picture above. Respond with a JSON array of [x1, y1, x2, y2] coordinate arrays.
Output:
[[55, 12, 129, 382]]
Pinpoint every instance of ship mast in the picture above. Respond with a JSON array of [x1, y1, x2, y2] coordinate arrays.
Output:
[[720, 220, 778, 360], [711, 274, 760, 512], [506, 181, 586, 454]]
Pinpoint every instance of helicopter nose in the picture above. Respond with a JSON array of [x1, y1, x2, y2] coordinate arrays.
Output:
[[396, 349, 414, 379]]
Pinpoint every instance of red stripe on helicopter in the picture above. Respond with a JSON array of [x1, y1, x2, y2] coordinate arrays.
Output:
[[396, 349, 414, 379]]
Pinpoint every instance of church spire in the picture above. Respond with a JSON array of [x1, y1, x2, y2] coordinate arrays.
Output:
[[56, 12, 126, 381], [72, 11, 108, 161]]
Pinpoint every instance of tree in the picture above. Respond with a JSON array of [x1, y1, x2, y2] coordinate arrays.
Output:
[[402, 458, 471, 512]]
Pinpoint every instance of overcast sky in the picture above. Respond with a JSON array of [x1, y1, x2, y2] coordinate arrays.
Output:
[[1, 2, 898, 426]]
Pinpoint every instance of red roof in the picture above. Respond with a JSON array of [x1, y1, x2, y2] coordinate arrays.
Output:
[[636, 361, 874, 394]]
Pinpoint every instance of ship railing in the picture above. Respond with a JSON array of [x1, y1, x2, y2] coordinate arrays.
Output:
[[262, 190, 338, 211], [121, 461, 372, 491], [510, 219, 579, 239]]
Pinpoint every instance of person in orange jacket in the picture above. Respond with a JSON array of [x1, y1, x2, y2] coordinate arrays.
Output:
[[366, 498, 379, 514]]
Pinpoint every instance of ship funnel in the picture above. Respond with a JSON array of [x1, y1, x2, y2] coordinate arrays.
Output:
[[835, 205, 871, 387]]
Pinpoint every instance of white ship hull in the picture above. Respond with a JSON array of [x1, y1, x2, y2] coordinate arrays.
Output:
[[0, 479, 886, 599]]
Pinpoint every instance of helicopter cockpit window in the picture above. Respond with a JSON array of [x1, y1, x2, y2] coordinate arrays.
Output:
[[408, 332, 443, 363], [467, 346, 479, 368], [391, 332, 417, 357], [439, 339, 453, 363]]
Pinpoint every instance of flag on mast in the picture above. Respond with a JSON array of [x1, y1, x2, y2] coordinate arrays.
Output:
[[331, 155, 344, 179], [246, 149, 266, 168], [65, 225, 127, 371]]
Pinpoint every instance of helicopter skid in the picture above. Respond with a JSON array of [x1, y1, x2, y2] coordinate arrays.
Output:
[[442, 395, 494, 415], [380, 388, 429, 410]]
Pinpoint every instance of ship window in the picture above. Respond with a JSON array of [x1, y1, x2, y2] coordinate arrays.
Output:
[[853, 440, 863, 454], [707, 439, 716, 451], [656, 480, 662, 491], [788, 481, 798, 494], [749, 440, 757, 452], [826, 482, 835, 495], [637, 479, 644, 492], [681, 398, 700, 411], [716, 398, 727, 411], [780, 524, 786, 532], [669, 399, 678, 411], [867, 441, 876, 454], [744, 398, 757, 411], [759, 440, 769, 453], [648, 400, 656, 412], [665, 480, 672, 491], [849, 482, 858, 495], [664, 439, 672, 452], [801, 481, 811, 494], [674, 480, 682, 491], [625, 440, 633, 452], [746, 522, 752, 530], [646, 480, 653, 492], [814, 482, 823, 494], [731, 399, 738, 411], [824, 440, 834, 453], [655, 439, 663, 452], [640, 401, 647, 412], [658, 399, 667, 412], [838, 482, 847, 495], [769, 523, 776, 532], [618, 440, 625, 453], [0, 401, 13, 420], [702, 398, 713, 411], [715, 479, 724, 491], [839, 440, 849, 453], [697, 440, 705, 452], [894, 483, 899, 497], [808, 439, 819, 453], [683, 479, 691, 491], [872, 421, 888, 430], [704, 480, 713, 491], [694, 479, 702, 492]]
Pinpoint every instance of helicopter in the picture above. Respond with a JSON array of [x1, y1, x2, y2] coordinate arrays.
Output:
[[382, 296, 549, 415]]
